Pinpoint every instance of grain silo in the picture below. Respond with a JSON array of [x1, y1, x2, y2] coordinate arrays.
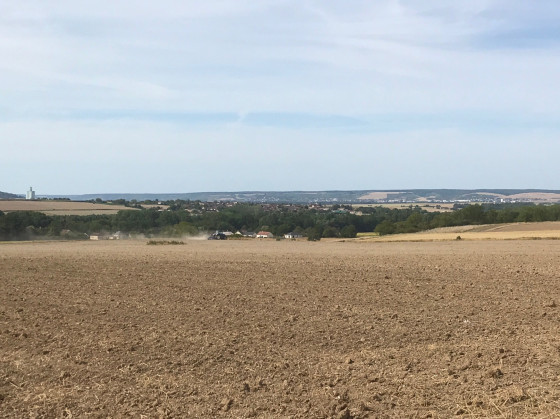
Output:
[[26, 187, 36, 200]]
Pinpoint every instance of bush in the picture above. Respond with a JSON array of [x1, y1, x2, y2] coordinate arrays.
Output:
[[374, 220, 395, 236], [340, 225, 357, 238], [306, 226, 322, 241], [147, 240, 185, 245]]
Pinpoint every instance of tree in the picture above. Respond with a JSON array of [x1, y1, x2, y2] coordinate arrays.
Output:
[[459, 204, 485, 225], [375, 220, 395, 236], [322, 226, 339, 238], [171, 221, 198, 236], [275, 223, 293, 236], [306, 226, 322, 241], [340, 225, 357, 238]]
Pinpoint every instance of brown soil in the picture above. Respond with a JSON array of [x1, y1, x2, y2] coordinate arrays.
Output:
[[2, 240, 560, 417]]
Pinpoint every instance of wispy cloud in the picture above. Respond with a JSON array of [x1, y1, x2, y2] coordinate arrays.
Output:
[[1, 1, 559, 193]]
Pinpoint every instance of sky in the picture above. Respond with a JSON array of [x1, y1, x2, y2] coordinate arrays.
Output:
[[1, 0, 560, 195]]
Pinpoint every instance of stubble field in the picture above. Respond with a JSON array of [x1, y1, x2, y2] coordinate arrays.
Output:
[[0, 200, 134, 216], [2, 239, 560, 418], [361, 222, 560, 243]]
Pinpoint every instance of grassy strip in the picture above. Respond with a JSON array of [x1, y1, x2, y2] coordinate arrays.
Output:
[[146, 240, 185, 245]]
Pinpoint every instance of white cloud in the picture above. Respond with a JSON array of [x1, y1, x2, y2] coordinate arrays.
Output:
[[2, 118, 559, 193], [1, 0, 559, 192]]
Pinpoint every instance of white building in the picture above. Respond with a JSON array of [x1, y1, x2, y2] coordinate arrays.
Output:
[[26, 187, 36, 200], [256, 231, 274, 238], [284, 232, 303, 239]]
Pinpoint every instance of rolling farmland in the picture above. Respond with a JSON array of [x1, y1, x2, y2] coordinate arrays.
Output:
[[0, 200, 136, 216], [2, 238, 560, 417]]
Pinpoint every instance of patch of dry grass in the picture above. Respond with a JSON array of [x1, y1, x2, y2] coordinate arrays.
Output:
[[357, 222, 560, 242], [352, 203, 455, 212], [0, 200, 136, 215]]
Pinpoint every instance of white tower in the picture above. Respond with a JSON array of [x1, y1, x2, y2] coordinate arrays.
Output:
[[26, 187, 35, 200]]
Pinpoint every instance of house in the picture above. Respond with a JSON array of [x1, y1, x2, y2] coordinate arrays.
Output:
[[237, 231, 256, 237], [284, 232, 303, 239], [256, 231, 274, 238]]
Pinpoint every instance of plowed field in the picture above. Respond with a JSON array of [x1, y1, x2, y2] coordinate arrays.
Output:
[[2, 240, 560, 417]]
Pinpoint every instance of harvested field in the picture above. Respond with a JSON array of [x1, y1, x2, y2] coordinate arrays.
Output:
[[427, 222, 560, 234], [2, 240, 560, 417], [0, 200, 135, 215], [352, 203, 455, 213], [366, 222, 560, 242]]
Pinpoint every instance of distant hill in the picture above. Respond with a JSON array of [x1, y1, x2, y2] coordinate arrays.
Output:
[[43, 189, 560, 204], [355, 189, 560, 203], [0, 191, 22, 199]]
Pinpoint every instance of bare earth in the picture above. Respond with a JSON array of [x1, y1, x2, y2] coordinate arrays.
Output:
[[2, 239, 560, 418]]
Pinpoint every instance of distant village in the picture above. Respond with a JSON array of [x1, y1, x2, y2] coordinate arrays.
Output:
[[20, 186, 552, 205], [2, 186, 560, 242]]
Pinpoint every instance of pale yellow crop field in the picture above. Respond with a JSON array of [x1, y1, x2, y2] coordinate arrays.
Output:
[[357, 221, 560, 242], [353, 203, 455, 212], [0, 200, 135, 215]]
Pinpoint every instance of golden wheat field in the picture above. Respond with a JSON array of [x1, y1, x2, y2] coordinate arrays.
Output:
[[352, 204, 455, 213], [2, 238, 560, 417], [0, 200, 135, 215], [360, 222, 560, 243]]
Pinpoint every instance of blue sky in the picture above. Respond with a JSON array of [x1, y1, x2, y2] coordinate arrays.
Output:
[[1, 0, 560, 194]]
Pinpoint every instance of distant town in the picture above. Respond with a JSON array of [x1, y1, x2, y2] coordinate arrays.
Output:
[[7, 187, 560, 205], [2, 186, 560, 242]]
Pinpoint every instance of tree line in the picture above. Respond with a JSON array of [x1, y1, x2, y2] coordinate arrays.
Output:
[[1, 202, 560, 241]]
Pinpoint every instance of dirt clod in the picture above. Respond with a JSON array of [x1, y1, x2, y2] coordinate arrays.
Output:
[[490, 368, 504, 379], [220, 398, 233, 411], [338, 408, 352, 419]]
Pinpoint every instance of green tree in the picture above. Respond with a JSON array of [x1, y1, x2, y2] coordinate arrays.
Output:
[[306, 226, 323, 241], [322, 226, 339, 238], [171, 221, 198, 236], [340, 225, 357, 238], [375, 220, 395, 236]]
